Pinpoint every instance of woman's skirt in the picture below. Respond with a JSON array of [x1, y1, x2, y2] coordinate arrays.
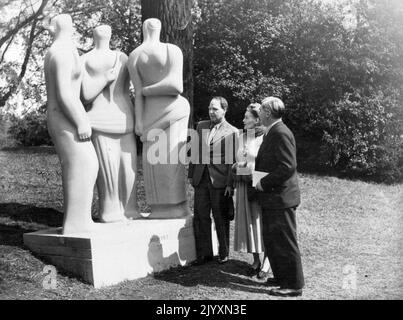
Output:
[[234, 181, 265, 253]]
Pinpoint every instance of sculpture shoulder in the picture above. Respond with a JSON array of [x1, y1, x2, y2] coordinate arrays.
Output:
[[118, 51, 128, 61], [128, 45, 144, 61], [167, 43, 182, 56], [46, 47, 74, 67]]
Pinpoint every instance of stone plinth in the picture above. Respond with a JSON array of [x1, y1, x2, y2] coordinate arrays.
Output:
[[23, 216, 217, 288]]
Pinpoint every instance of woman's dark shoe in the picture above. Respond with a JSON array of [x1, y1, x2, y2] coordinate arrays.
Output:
[[257, 270, 268, 279], [192, 256, 213, 266], [218, 256, 229, 264], [247, 262, 261, 276]]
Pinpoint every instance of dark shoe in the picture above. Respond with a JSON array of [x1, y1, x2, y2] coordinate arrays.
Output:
[[266, 278, 279, 286], [257, 270, 268, 279], [247, 263, 261, 276], [268, 288, 302, 297], [192, 256, 213, 266], [218, 256, 229, 264]]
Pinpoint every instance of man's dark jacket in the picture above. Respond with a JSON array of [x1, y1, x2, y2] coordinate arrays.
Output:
[[255, 121, 300, 209]]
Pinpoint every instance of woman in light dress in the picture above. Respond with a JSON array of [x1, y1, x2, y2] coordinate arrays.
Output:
[[233, 103, 270, 277]]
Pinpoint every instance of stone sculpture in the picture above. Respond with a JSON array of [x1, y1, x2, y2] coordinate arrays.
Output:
[[128, 18, 190, 218], [44, 14, 98, 234], [81, 25, 139, 222]]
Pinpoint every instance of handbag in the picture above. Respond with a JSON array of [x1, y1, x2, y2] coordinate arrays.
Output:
[[222, 194, 235, 221], [246, 181, 258, 201]]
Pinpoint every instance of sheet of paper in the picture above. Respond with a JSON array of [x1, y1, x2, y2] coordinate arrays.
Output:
[[252, 170, 269, 187]]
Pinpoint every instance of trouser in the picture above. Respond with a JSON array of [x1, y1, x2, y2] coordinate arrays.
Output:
[[193, 169, 230, 260], [261, 207, 304, 289]]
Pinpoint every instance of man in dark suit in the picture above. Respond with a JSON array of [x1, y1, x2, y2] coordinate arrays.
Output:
[[188, 96, 238, 264], [255, 96, 304, 297]]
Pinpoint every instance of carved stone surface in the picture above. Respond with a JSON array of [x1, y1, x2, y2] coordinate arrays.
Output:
[[45, 14, 98, 235], [128, 18, 190, 219], [81, 25, 139, 222]]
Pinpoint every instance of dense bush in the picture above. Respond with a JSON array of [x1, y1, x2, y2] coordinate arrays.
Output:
[[297, 92, 403, 182], [194, 0, 403, 183], [7, 106, 52, 147]]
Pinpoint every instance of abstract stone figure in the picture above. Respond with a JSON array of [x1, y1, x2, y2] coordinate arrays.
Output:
[[128, 18, 190, 218], [44, 14, 98, 234], [81, 25, 139, 222]]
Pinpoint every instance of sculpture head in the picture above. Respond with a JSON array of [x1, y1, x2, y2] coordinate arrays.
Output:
[[51, 14, 74, 37], [93, 25, 112, 41], [243, 103, 261, 130], [260, 97, 285, 127], [208, 96, 228, 124], [143, 18, 161, 42]]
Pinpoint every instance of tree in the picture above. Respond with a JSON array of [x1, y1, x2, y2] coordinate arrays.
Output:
[[0, 0, 142, 110], [0, 0, 51, 49], [193, 0, 403, 182], [0, 0, 52, 107], [141, 0, 195, 126]]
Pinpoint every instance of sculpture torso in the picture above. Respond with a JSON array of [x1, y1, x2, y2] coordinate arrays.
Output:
[[137, 43, 170, 86], [82, 49, 134, 134], [45, 41, 83, 134], [133, 42, 189, 133], [43, 22, 99, 235]]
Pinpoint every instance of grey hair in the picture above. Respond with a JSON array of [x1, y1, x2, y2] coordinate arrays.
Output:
[[261, 97, 285, 119]]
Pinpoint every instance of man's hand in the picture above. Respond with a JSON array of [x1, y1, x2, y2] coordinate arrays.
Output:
[[256, 181, 264, 192], [224, 186, 233, 197]]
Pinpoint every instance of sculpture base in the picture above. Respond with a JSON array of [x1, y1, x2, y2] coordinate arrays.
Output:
[[23, 215, 217, 288]]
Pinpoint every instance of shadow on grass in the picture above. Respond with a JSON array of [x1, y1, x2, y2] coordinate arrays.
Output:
[[0, 146, 56, 154], [0, 203, 63, 227], [153, 259, 270, 295], [0, 224, 34, 247], [0, 203, 63, 249]]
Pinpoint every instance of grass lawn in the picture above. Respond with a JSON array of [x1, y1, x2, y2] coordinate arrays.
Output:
[[0, 147, 402, 300]]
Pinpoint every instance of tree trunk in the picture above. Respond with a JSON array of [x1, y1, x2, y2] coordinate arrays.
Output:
[[0, 19, 39, 107], [0, 0, 49, 49], [141, 0, 194, 127]]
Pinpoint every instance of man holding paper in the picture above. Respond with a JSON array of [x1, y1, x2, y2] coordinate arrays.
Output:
[[255, 97, 304, 297]]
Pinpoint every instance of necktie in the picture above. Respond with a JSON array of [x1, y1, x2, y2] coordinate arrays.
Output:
[[207, 125, 218, 144]]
